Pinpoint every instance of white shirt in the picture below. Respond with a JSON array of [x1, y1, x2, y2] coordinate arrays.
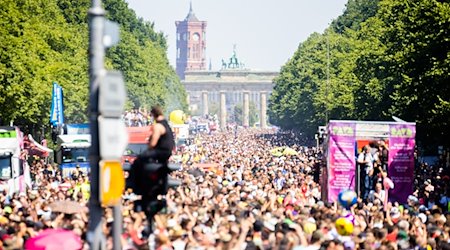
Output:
[[369, 190, 385, 203], [358, 152, 374, 174]]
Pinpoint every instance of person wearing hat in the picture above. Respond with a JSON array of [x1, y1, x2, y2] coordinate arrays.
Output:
[[2, 206, 12, 215], [389, 206, 401, 224], [0, 216, 8, 225]]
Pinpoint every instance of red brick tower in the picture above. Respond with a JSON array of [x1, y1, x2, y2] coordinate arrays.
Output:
[[175, 3, 207, 80]]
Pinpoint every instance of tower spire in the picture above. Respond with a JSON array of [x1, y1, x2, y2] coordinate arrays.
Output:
[[184, 1, 199, 21]]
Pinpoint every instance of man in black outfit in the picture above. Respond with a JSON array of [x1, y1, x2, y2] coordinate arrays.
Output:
[[129, 106, 175, 223], [144, 105, 175, 163]]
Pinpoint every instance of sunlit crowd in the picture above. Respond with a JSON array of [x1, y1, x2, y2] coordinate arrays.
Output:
[[1, 129, 450, 250]]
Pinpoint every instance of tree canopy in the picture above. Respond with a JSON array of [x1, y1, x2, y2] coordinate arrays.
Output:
[[0, 0, 187, 132], [269, 0, 450, 148]]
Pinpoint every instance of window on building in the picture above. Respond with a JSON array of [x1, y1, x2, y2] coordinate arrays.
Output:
[[194, 44, 200, 59], [188, 48, 190, 58], [177, 33, 180, 41], [177, 48, 180, 59]]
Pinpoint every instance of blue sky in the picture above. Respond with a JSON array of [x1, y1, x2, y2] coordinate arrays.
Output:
[[125, 0, 348, 71]]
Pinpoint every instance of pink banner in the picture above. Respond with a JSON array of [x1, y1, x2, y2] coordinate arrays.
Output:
[[388, 124, 416, 204], [327, 122, 356, 202]]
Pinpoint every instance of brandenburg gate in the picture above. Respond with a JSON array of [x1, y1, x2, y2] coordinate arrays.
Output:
[[182, 61, 278, 129]]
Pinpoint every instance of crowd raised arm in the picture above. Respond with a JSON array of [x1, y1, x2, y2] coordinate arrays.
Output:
[[1, 128, 450, 249]]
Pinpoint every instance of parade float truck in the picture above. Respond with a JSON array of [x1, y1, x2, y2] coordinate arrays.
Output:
[[0, 126, 31, 195], [121, 125, 182, 190], [321, 120, 416, 205], [122, 126, 152, 171], [55, 124, 91, 177]]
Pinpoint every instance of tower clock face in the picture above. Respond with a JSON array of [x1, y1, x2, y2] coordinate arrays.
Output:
[[192, 33, 200, 41]]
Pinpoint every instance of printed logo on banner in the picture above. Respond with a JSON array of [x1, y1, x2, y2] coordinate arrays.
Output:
[[331, 125, 354, 136], [390, 127, 414, 137]]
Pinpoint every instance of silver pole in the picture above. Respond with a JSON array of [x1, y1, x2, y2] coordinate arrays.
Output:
[[113, 204, 122, 250], [88, 0, 106, 249], [357, 165, 360, 198]]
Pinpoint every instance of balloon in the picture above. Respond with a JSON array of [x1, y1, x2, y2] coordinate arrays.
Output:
[[169, 110, 185, 124], [335, 217, 354, 236], [338, 190, 357, 209], [383, 177, 394, 189], [303, 222, 317, 234]]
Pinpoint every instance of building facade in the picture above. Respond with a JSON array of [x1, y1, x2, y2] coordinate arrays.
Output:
[[183, 69, 277, 128], [176, 5, 278, 128]]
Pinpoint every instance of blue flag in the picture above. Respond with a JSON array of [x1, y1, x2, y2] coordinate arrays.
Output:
[[50, 82, 64, 126]]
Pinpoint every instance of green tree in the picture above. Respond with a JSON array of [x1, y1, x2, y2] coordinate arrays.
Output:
[[0, 0, 88, 130], [269, 0, 450, 148], [0, 0, 187, 133], [376, 0, 450, 146], [331, 0, 380, 33]]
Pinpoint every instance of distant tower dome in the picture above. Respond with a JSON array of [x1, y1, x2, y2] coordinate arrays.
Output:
[[175, 2, 207, 80]]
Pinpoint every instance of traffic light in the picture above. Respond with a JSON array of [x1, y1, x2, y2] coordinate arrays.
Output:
[[98, 71, 128, 207], [128, 161, 181, 221], [127, 154, 182, 216], [143, 162, 168, 200], [140, 162, 181, 200]]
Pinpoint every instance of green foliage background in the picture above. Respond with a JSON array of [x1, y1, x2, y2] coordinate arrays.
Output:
[[269, 0, 450, 148], [0, 0, 187, 133]]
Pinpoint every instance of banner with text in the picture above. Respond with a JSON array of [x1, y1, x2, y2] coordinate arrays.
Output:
[[388, 124, 416, 204], [49, 82, 64, 126], [327, 121, 356, 202]]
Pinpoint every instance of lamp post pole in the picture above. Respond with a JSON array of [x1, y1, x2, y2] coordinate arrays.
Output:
[[87, 0, 106, 249]]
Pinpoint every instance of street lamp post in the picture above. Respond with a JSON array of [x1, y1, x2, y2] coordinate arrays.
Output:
[[87, 0, 106, 249]]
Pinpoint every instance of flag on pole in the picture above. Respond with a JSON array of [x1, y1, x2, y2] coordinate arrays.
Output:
[[50, 82, 64, 126]]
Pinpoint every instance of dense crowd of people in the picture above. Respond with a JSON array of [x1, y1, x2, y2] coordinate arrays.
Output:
[[123, 109, 151, 127], [1, 128, 450, 249]]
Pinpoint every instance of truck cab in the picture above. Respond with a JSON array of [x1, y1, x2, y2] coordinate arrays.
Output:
[[196, 122, 209, 133], [55, 134, 91, 178], [0, 127, 31, 195]]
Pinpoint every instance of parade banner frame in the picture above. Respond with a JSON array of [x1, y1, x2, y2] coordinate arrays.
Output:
[[323, 120, 416, 204], [325, 121, 356, 203]]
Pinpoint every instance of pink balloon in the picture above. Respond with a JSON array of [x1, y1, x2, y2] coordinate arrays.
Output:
[[383, 177, 394, 189]]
